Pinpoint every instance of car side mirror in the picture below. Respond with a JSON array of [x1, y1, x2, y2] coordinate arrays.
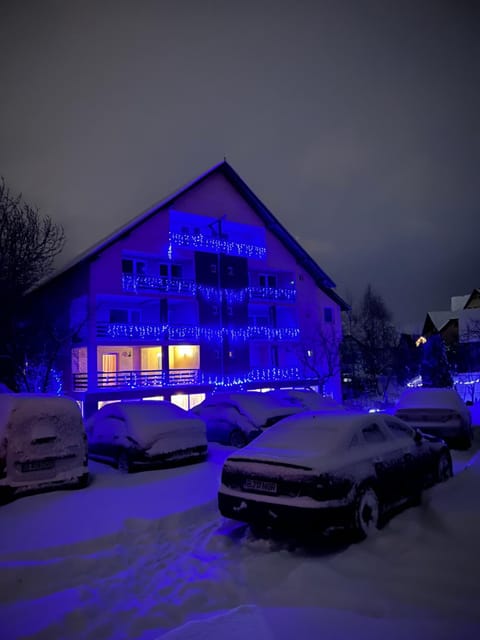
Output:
[[414, 430, 423, 444]]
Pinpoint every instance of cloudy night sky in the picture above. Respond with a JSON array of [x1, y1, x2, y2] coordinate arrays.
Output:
[[1, 0, 479, 331]]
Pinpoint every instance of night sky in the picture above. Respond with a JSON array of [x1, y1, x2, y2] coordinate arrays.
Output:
[[1, 0, 479, 331]]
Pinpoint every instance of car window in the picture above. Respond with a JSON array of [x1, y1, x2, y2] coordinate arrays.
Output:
[[385, 418, 415, 440], [362, 423, 387, 444]]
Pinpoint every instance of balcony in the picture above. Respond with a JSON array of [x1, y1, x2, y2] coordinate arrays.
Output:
[[72, 366, 308, 391], [96, 322, 300, 342], [247, 286, 296, 302], [122, 274, 196, 295]]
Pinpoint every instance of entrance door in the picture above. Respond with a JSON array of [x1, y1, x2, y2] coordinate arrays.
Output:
[[102, 353, 118, 386]]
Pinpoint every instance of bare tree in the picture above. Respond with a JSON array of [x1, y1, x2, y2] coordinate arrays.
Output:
[[292, 321, 342, 394], [0, 177, 65, 389], [343, 284, 398, 401]]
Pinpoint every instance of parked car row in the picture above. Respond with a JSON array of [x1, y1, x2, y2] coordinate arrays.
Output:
[[0, 394, 208, 503], [1, 388, 468, 543]]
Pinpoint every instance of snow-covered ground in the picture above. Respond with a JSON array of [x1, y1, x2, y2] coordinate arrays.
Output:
[[1, 430, 480, 640]]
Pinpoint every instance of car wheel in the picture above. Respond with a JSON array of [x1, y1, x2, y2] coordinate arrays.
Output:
[[0, 486, 14, 505], [353, 486, 380, 540], [456, 435, 472, 451], [229, 429, 247, 448], [117, 450, 132, 473], [437, 452, 453, 482], [76, 472, 90, 489]]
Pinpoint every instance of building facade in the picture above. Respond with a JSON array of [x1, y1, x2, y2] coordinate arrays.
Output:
[[26, 162, 348, 416]]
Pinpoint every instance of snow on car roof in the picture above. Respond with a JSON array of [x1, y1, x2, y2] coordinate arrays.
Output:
[[0, 393, 82, 438], [397, 387, 466, 409], [98, 400, 188, 422], [92, 400, 197, 441], [198, 391, 300, 424], [249, 411, 367, 452], [268, 389, 346, 411]]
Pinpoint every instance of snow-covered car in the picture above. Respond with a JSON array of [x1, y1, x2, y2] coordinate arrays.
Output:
[[192, 391, 304, 448], [86, 400, 208, 472], [394, 387, 473, 450], [267, 389, 347, 412], [0, 393, 89, 503], [218, 411, 452, 539]]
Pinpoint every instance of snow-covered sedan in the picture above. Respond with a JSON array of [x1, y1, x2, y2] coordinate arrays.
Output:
[[218, 411, 452, 539], [394, 387, 473, 450], [267, 389, 347, 412], [192, 391, 304, 448], [86, 401, 208, 472]]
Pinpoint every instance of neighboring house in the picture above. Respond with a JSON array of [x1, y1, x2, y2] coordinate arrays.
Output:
[[24, 161, 348, 417], [421, 289, 480, 401]]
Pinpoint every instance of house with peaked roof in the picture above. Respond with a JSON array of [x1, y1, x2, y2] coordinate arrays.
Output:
[[422, 289, 480, 345], [24, 161, 349, 417], [421, 288, 480, 400]]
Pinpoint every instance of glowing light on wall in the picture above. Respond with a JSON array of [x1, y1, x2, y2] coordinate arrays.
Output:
[[416, 336, 427, 347]]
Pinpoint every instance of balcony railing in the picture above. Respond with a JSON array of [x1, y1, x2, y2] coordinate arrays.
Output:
[[72, 367, 306, 391], [247, 286, 296, 302], [96, 322, 300, 342], [121, 276, 296, 302], [122, 274, 196, 295]]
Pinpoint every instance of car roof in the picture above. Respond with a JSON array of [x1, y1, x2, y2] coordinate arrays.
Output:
[[397, 387, 466, 409]]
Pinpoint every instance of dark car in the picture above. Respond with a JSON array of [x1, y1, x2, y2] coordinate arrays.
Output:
[[218, 411, 452, 539], [86, 400, 208, 472], [192, 391, 304, 447], [394, 387, 473, 450]]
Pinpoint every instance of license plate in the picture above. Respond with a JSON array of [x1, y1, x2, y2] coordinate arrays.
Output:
[[21, 459, 55, 473], [244, 478, 277, 494]]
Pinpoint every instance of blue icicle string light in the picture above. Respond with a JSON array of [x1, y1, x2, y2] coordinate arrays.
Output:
[[122, 274, 296, 302], [169, 231, 267, 259], [104, 323, 300, 342]]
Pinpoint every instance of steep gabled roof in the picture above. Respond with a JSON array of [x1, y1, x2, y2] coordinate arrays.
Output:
[[34, 161, 349, 309], [451, 294, 470, 311], [464, 288, 480, 309], [426, 311, 457, 333]]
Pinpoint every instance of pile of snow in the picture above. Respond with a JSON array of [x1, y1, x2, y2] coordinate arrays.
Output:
[[0, 442, 479, 640]]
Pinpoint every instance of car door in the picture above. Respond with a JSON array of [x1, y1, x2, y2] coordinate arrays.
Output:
[[384, 417, 432, 494], [360, 421, 407, 505]]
